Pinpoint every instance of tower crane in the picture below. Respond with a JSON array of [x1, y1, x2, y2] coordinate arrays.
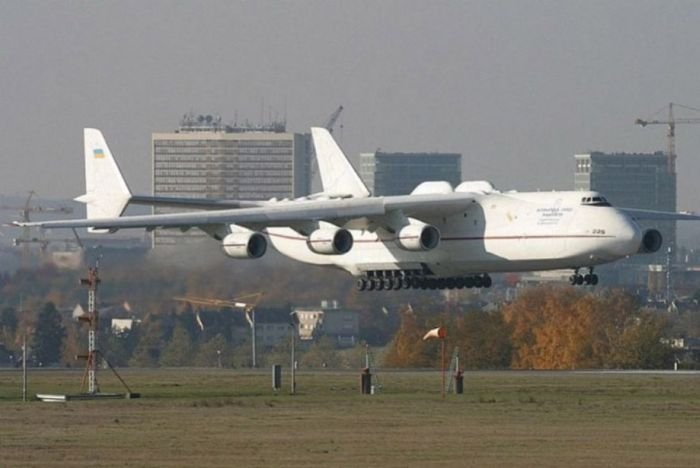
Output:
[[173, 292, 263, 367], [635, 102, 700, 173], [308, 105, 345, 184], [324, 105, 344, 134]]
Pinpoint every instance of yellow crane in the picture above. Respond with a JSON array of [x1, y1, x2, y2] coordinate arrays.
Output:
[[173, 293, 264, 367], [635, 102, 700, 173]]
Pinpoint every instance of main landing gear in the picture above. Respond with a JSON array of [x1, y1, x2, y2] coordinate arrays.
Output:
[[569, 267, 598, 286], [356, 272, 492, 292]]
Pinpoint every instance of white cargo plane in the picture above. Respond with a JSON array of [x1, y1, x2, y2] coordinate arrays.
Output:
[[16, 128, 700, 291]]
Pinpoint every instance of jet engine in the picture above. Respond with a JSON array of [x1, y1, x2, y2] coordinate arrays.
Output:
[[307, 228, 354, 255], [222, 232, 267, 259], [396, 223, 440, 251], [637, 229, 663, 254]]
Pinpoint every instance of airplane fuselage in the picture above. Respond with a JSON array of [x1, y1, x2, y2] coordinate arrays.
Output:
[[265, 190, 643, 278]]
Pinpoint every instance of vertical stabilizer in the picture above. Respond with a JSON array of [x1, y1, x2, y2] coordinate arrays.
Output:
[[311, 127, 370, 198], [74, 129, 131, 231]]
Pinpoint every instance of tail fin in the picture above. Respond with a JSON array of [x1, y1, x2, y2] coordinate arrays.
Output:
[[311, 127, 370, 198], [74, 129, 131, 230]]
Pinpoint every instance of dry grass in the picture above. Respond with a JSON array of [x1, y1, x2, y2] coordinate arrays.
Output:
[[1, 368, 699, 467]]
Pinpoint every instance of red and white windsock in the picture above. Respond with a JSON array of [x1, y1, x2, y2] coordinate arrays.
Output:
[[423, 326, 446, 341]]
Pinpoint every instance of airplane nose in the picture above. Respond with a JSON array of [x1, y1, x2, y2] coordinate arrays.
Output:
[[605, 214, 642, 258]]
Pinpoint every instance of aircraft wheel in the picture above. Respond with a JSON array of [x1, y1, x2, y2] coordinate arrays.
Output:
[[437, 278, 446, 289], [381, 277, 392, 290], [583, 274, 592, 285], [392, 277, 402, 290], [411, 277, 421, 289], [455, 277, 466, 289], [376, 279, 384, 291], [575, 275, 584, 286], [446, 278, 456, 289], [367, 278, 376, 291], [356, 278, 367, 291], [474, 276, 484, 288], [591, 274, 599, 286], [465, 277, 475, 288], [427, 278, 438, 290], [482, 275, 492, 288], [402, 278, 411, 289], [419, 278, 428, 290]]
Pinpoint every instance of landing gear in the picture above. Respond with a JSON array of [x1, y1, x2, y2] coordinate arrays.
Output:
[[569, 268, 599, 286], [356, 272, 493, 292]]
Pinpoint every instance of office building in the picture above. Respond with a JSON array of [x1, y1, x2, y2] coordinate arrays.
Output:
[[293, 300, 359, 347], [359, 151, 462, 196], [574, 151, 676, 267], [152, 114, 311, 246]]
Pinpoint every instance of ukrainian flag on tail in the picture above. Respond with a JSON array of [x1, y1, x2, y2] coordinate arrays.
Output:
[[94, 148, 105, 159]]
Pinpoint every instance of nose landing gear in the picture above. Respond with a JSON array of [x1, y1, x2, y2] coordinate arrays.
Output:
[[569, 268, 598, 286]]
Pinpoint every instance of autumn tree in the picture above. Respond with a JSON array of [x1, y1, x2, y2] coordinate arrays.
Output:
[[383, 307, 434, 368]]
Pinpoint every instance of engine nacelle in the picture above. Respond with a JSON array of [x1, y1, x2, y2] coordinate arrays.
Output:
[[396, 224, 440, 251], [638, 229, 663, 254], [307, 228, 354, 255], [222, 232, 267, 259]]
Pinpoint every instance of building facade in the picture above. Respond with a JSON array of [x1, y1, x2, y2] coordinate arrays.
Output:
[[359, 151, 462, 196], [574, 151, 676, 267], [152, 116, 311, 246], [293, 300, 359, 347]]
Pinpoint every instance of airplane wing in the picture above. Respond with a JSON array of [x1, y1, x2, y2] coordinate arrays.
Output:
[[619, 208, 700, 221], [16, 193, 476, 232], [128, 195, 264, 210]]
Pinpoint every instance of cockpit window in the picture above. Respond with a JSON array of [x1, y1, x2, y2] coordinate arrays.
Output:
[[581, 196, 611, 207]]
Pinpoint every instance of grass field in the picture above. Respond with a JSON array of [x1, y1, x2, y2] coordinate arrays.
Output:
[[1, 368, 699, 467]]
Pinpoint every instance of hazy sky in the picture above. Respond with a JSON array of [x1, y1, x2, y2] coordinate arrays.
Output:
[[2, 1, 700, 209]]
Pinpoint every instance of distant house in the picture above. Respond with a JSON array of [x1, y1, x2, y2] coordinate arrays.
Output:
[[293, 300, 359, 347]]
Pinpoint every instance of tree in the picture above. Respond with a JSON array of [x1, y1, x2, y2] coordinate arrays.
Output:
[[383, 307, 434, 368], [159, 324, 195, 367], [194, 334, 231, 367], [610, 313, 672, 369], [454, 310, 512, 369], [300, 336, 341, 368], [32, 302, 66, 366], [0, 306, 18, 350]]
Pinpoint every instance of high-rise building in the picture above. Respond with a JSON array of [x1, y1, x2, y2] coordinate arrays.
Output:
[[152, 114, 311, 246], [359, 151, 462, 196], [574, 151, 676, 266]]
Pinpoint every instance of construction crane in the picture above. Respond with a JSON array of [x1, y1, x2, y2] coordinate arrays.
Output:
[[173, 293, 263, 367], [635, 102, 700, 173], [324, 105, 344, 134], [308, 105, 345, 184], [1, 191, 75, 266]]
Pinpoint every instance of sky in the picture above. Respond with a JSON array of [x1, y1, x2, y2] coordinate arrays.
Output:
[[2, 1, 700, 210]]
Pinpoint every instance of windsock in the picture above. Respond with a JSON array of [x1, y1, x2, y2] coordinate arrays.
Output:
[[195, 311, 205, 331], [422, 326, 446, 340]]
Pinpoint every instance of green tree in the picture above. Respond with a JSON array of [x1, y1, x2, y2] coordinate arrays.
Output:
[[160, 324, 195, 367], [32, 302, 66, 366], [610, 313, 672, 369], [455, 310, 512, 369], [300, 336, 341, 368], [129, 320, 165, 367], [194, 334, 231, 368]]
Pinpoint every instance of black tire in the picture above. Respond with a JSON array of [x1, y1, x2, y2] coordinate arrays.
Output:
[[356, 278, 367, 291], [465, 277, 475, 288], [482, 275, 492, 288], [591, 274, 599, 286], [474, 276, 484, 288]]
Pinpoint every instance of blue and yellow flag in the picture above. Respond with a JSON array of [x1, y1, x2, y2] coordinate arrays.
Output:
[[94, 149, 105, 159]]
